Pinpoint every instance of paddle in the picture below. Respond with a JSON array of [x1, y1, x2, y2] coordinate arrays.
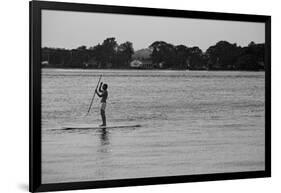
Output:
[[86, 74, 102, 116]]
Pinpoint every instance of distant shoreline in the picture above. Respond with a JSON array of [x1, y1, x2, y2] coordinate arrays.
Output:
[[41, 66, 265, 72]]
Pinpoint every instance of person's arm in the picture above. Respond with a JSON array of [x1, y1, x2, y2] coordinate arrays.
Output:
[[95, 89, 102, 97], [99, 82, 103, 92]]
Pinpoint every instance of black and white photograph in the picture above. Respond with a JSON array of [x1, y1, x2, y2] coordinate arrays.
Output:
[[40, 8, 266, 184]]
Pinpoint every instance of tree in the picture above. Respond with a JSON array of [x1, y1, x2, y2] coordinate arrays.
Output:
[[77, 45, 87, 50], [114, 41, 134, 68], [100, 37, 118, 68], [206, 41, 241, 70], [90, 44, 103, 68], [233, 42, 265, 70], [187, 46, 206, 70], [234, 54, 259, 70], [149, 41, 176, 68], [174, 45, 189, 69], [41, 39, 264, 71], [89, 38, 118, 68]]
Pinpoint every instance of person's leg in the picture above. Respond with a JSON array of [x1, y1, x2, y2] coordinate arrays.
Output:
[[100, 102, 106, 126], [101, 109, 106, 126]]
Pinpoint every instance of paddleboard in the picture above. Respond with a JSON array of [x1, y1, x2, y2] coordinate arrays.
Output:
[[62, 124, 141, 130]]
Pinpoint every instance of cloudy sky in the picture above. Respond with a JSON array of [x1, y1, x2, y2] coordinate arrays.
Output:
[[42, 10, 265, 51]]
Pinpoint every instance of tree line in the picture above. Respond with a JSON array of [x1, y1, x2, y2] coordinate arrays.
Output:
[[42, 37, 265, 71]]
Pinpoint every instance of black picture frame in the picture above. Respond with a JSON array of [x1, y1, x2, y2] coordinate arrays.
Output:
[[30, 1, 271, 192]]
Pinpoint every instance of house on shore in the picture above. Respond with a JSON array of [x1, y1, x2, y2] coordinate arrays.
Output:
[[130, 58, 154, 69], [130, 48, 156, 69], [130, 59, 142, 68], [141, 59, 154, 69], [41, 61, 49, 67]]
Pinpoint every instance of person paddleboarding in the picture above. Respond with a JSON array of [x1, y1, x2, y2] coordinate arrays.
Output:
[[95, 82, 108, 127]]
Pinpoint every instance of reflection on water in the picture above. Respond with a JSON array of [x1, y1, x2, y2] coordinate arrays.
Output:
[[42, 69, 265, 183], [99, 128, 110, 147]]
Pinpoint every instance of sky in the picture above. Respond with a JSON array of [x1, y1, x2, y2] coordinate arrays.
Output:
[[42, 10, 265, 52]]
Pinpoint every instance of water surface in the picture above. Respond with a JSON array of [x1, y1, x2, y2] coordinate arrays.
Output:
[[42, 69, 265, 183]]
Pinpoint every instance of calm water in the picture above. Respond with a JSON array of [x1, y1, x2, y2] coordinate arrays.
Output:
[[42, 69, 265, 184]]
